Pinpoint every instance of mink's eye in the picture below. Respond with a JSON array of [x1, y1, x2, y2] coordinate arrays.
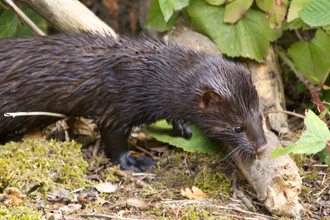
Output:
[[235, 126, 243, 133]]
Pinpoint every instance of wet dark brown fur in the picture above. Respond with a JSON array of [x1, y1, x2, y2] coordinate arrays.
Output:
[[0, 32, 267, 171]]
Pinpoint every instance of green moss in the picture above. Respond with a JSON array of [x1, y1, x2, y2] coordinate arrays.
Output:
[[0, 139, 91, 195], [0, 206, 43, 220]]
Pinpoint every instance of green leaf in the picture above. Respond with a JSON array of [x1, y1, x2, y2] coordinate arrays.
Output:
[[264, 0, 288, 29], [281, 18, 313, 30], [206, 0, 233, 6], [288, 29, 330, 84], [317, 147, 330, 164], [0, 5, 47, 38], [0, 9, 19, 38], [188, 0, 282, 61], [224, 0, 253, 24], [255, 0, 265, 11], [173, 0, 189, 10], [322, 25, 330, 35], [277, 47, 298, 74], [138, 120, 223, 154], [270, 145, 296, 157], [299, 0, 330, 27], [145, 0, 179, 31], [287, 0, 314, 22], [159, 0, 189, 22], [271, 110, 330, 157], [15, 5, 47, 36], [159, 0, 174, 22]]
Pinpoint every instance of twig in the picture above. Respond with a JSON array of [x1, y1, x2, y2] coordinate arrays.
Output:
[[263, 110, 306, 119], [89, 138, 101, 170], [320, 67, 330, 89], [2, 0, 46, 36], [128, 140, 160, 159], [108, 167, 147, 188], [75, 213, 139, 219], [176, 200, 201, 218], [5, 112, 70, 118], [231, 171, 255, 212], [294, 29, 304, 41]]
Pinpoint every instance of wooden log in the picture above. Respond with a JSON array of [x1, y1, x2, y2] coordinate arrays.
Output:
[[19, 0, 116, 37]]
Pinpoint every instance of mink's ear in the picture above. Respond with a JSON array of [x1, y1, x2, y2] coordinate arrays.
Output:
[[199, 91, 223, 110]]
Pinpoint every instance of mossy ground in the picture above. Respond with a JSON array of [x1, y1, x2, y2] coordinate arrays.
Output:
[[0, 136, 323, 219]]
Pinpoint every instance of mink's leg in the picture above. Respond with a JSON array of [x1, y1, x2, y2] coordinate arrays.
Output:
[[100, 127, 156, 172], [169, 119, 192, 139]]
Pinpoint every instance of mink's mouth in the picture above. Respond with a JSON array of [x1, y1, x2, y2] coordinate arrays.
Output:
[[256, 143, 267, 154]]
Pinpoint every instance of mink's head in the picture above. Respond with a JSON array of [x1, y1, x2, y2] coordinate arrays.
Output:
[[193, 58, 267, 157]]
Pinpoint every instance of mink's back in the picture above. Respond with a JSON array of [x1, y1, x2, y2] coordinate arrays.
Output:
[[0, 33, 260, 145]]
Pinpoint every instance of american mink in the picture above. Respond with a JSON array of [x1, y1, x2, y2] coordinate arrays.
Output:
[[0, 32, 267, 171]]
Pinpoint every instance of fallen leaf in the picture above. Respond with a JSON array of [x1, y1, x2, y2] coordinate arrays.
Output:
[[131, 151, 145, 157], [3, 187, 26, 206], [10, 195, 19, 205], [67, 118, 96, 136], [126, 198, 149, 209], [181, 186, 207, 199], [95, 182, 117, 193], [77, 195, 87, 203], [23, 127, 48, 140], [95, 197, 112, 206], [59, 204, 82, 214]]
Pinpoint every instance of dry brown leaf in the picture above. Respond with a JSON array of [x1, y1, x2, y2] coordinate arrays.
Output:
[[59, 204, 82, 214], [131, 151, 145, 157], [23, 127, 48, 140], [3, 187, 26, 205], [95, 182, 117, 193], [10, 195, 19, 205], [236, 167, 245, 180], [77, 195, 87, 203], [67, 118, 96, 136], [181, 186, 207, 199], [95, 197, 112, 206]]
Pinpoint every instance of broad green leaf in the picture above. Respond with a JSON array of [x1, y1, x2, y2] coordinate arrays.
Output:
[[317, 147, 330, 164], [159, 0, 189, 22], [277, 47, 298, 74], [322, 25, 330, 35], [255, 0, 265, 11], [173, 0, 189, 10], [299, 0, 330, 27], [206, 0, 233, 6], [287, 0, 314, 22], [271, 110, 330, 157], [0, 9, 19, 38], [188, 0, 282, 61], [264, 0, 288, 29], [145, 0, 179, 31], [138, 120, 223, 154], [224, 0, 253, 24], [159, 0, 174, 22], [288, 29, 330, 84], [281, 18, 313, 30]]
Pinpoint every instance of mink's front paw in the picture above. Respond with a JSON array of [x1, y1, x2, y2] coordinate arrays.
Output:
[[118, 151, 156, 172], [171, 119, 192, 139]]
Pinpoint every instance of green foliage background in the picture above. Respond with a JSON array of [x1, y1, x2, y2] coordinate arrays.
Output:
[[144, 0, 330, 159]]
